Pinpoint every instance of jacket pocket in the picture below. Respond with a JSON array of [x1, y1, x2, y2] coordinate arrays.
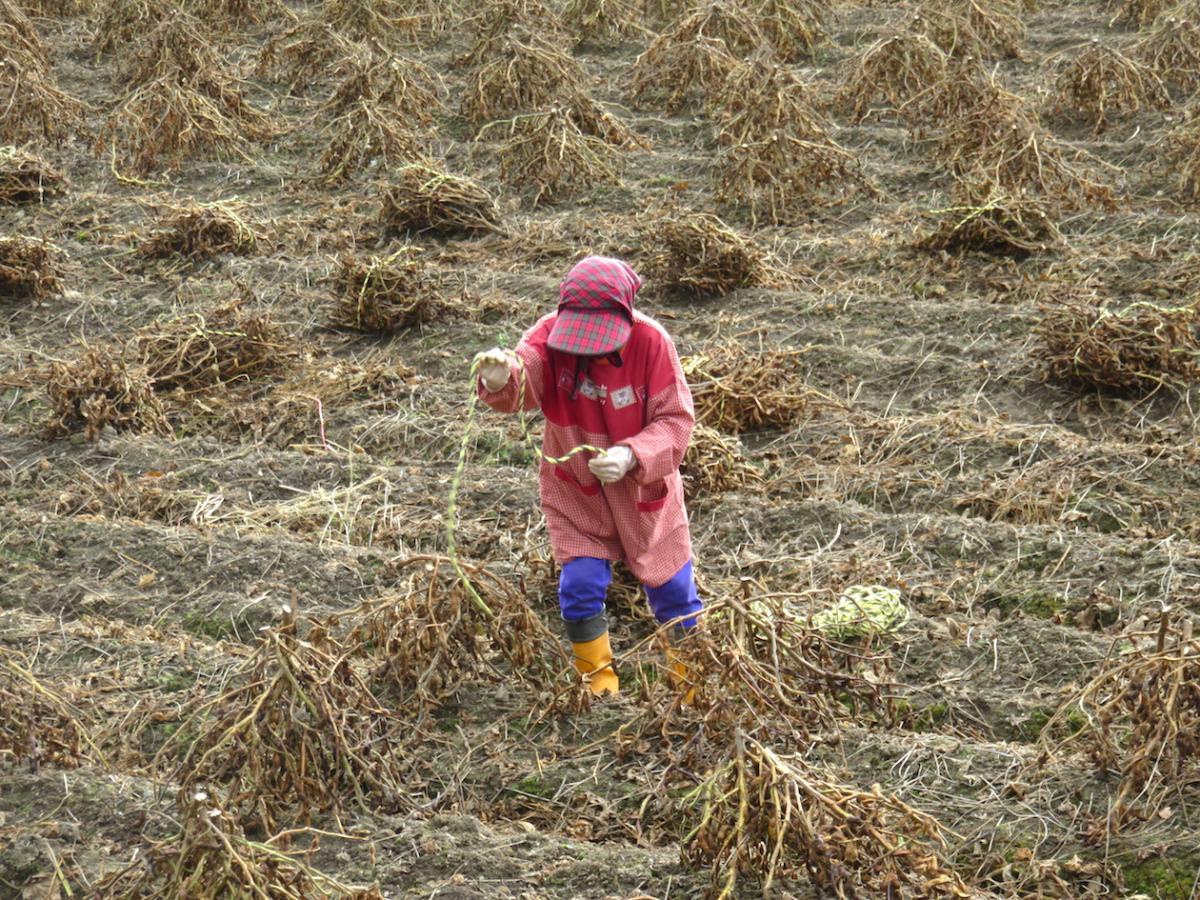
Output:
[[636, 479, 669, 513], [554, 464, 602, 496]]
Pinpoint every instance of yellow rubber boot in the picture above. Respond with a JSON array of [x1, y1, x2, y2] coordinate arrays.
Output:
[[572, 633, 619, 697]]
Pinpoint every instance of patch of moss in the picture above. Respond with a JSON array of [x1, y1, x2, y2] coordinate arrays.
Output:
[[157, 671, 195, 693], [512, 774, 560, 800], [181, 609, 234, 640], [984, 588, 1062, 620], [1018, 708, 1051, 741], [913, 701, 949, 733], [1120, 851, 1200, 899]]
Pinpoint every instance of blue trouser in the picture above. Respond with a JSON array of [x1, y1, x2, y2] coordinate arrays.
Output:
[[559, 557, 702, 642]]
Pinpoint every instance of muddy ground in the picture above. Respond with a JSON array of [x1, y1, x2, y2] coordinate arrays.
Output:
[[3, 0, 1200, 896]]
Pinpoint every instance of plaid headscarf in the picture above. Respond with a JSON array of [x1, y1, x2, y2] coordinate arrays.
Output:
[[547, 256, 641, 357]]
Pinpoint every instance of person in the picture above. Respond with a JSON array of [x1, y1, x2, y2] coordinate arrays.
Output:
[[474, 255, 701, 697]]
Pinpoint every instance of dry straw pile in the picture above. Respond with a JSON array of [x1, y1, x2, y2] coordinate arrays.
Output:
[[460, 0, 566, 66], [94, 789, 384, 898], [258, 20, 361, 84], [629, 2, 755, 111], [379, 161, 502, 237], [684, 346, 820, 432], [0, 145, 65, 204], [1034, 297, 1200, 393], [617, 594, 890, 766], [484, 106, 621, 203], [1054, 40, 1168, 134], [921, 181, 1062, 255], [164, 606, 413, 829], [1, 652, 91, 770], [1041, 616, 1200, 836], [708, 52, 872, 222], [685, 732, 971, 898], [131, 303, 296, 396], [0, 0, 85, 143], [346, 557, 564, 719], [842, 30, 949, 122], [44, 349, 171, 441], [332, 246, 452, 333], [1165, 103, 1200, 199], [96, 16, 278, 172], [681, 424, 761, 502], [461, 30, 587, 123], [0, 235, 62, 300], [916, 0, 1026, 60], [139, 200, 258, 260], [644, 211, 783, 298], [317, 52, 438, 181], [562, 0, 643, 44], [1135, 8, 1200, 91]]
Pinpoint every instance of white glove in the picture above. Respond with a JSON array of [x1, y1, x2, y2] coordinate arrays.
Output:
[[589, 445, 636, 485], [474, 347, 511, 392]]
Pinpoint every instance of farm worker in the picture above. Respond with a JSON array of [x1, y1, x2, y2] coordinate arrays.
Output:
[[474, 255, 701, 697]]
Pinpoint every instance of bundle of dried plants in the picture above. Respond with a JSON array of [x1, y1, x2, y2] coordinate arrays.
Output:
[[932, 86, 1113, 207], [713, 130, 872, 224], [681, 424, 761, 502], [331, 246, 452, 332], [0, 235, 62, 300], [94, 788, 385, 897], [459, 0, 565, 66], [1109, 0, 1172, 28], [0, 145, 64, 203], [379, 161, 502, 237], [257, 20, 361, 85], [1164, 104, 1200, 199], [484, 106, 622, 204], [683, 345, 822, 432], [1054, 39, 1169, 134], [916, 0, 1026, 60], [345, 556, 565, 721], [628, 6, 748, 111], [130, 303, 295, 395], [615, 592, 890, 769], [43, 347, 172, 441], [96, 22, 278, 172], [92, 0, 177, 54], [0, 30, 86, 144], [0, 652, 94, 770], [685, 732, 970, 898], [742, 0, 827, 60], [1040, 615, 1200, 836], [317, 91, 425, 181], [1034, 296, 1200, 393], [841, 30, 949, 122], [139, 199, 258, 260], [713, 52, 828, 144], [643, 211, 783, 298], [461, 30, 587, 124], [563, 0, 644, 45], [921, 180, 1062, 255], [1135, 12, 1200, 92], [162, 607, 413, 829]]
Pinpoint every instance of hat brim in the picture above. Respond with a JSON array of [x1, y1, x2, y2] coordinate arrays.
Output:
[[547, 308, 632, 356]]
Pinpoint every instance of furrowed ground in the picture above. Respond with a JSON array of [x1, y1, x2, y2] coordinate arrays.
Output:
[[3, 0, 1200, 896]]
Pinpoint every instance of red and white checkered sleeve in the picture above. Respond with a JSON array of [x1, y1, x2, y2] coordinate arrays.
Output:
[[478, 324, 549, 414], [621, 330, 694, 484]]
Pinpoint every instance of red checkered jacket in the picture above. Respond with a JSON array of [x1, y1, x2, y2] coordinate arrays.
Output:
[[480, 311, 695, 587]]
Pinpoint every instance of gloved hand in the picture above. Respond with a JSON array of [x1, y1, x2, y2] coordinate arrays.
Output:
[[589, 445, 635, 485], [474, 347, 511, 392]]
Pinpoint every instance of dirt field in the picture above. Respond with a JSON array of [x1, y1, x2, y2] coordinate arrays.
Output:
[[3, 0, 1200, 896]]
